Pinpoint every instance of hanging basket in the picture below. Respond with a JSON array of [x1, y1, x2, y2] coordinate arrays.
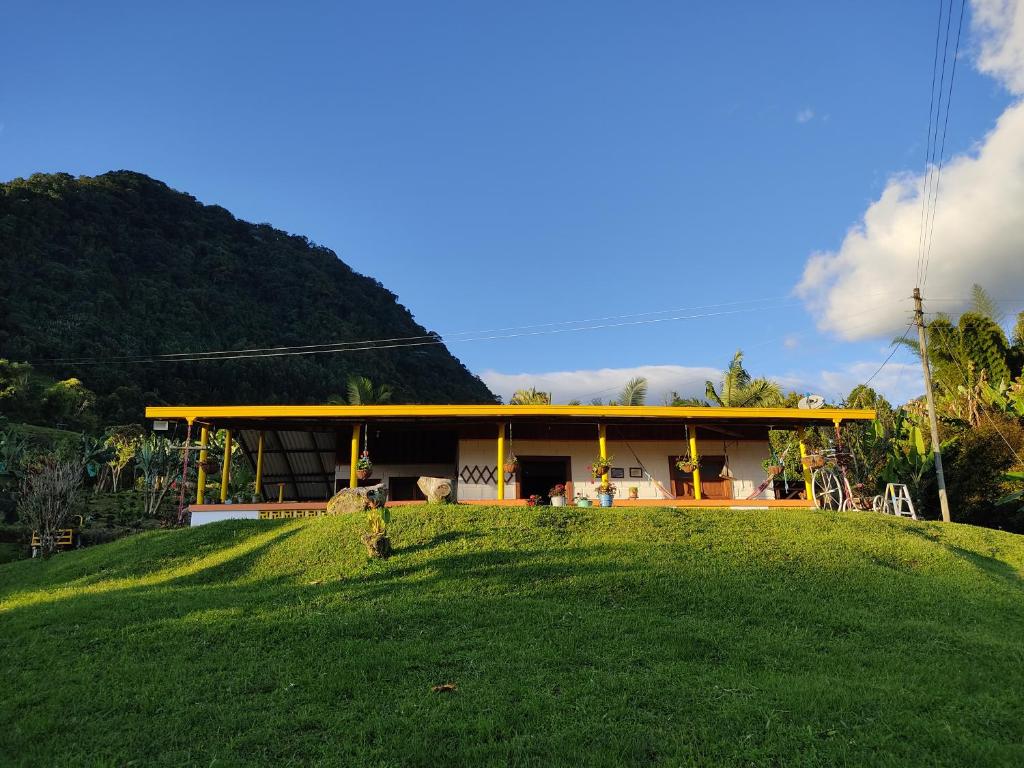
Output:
[[503, 458, 518, 474], [198, 459, 220, 475], [802, 454, 825, 469], [356, 468, 371, 480], [767, 464, 784, 477], [675, 458, 698, 474]]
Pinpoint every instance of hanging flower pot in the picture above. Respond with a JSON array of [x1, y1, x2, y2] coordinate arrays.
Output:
[[356, 451, 373, 480], [503, 456, 518, 474], [589, 456, 612, 479], [802, 454, 825, 469], [767, 464, 784, 477], [675, 457, 699, 474], [199, 459, 220, 475]]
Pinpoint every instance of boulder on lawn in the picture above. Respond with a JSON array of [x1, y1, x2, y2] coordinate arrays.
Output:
[[417, 476, 454, 504], [326, 483, 387, 515]]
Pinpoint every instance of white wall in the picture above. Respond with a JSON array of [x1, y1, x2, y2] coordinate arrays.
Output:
[[335, 463, 456, 487], [456, 438, 774, 501], [190, 509, 261, 527]]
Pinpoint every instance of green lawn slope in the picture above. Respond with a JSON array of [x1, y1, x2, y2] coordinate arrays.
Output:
[[2, 507, 1022, 767]]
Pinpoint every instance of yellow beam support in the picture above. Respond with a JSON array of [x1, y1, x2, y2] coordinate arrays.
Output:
[[497, 423, 506, 500], [350, 423, 361, 489], [799, 429, 814, 502], [278, 483, 284, 502], [195, 426, 210, 505], [689, 427, 702, 501], [598, 423, 609, 484], [219, 429, 232, 503], [254, 431, 265, 497]]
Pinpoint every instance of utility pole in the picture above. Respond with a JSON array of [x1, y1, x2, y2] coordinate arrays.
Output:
[[913, 287, 951, 523]]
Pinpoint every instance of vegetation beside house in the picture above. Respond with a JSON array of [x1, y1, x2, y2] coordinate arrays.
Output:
[[1, 506, 1022, 766]]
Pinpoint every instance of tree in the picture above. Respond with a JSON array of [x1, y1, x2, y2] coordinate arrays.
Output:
[[668, 392, 707, 407], [137, 434, 180, 521], [509, 387, 552, 405], [104, 425, 143, 492], [346, 376, 393, 406], [614, 377, 648, 406], [18, 456, 82, 557], [705, 351, 783, 407]]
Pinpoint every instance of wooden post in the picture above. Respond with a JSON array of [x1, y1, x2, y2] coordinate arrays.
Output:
[[350, 423, 361, 489], [689, 426, 702, 501], [497, 423, 506, 500], [799, 429, 814, 503], [254, 431, 265, 498], [195, 425, 210, 505], [219, 429, 232, 503], [913, 287, 952, 522]]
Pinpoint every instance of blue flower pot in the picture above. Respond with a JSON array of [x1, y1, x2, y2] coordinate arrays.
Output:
[[599, 493, 613, 507]]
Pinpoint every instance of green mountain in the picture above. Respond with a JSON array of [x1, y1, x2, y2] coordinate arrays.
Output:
[[2, 507, 1022, 765], [0, 171, 495, 423]]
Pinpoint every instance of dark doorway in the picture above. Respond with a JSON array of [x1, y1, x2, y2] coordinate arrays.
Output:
[[517, 456, 571, 502], [389, 476, 428, 502]]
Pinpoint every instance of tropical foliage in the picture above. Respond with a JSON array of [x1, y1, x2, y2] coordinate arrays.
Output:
[[705, 351, 783, 408], [509, 387, 552, 405]]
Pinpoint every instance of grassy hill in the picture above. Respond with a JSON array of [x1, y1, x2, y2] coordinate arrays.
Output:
[[0, 171, 495, 423], [1, 507, 1022, 767]]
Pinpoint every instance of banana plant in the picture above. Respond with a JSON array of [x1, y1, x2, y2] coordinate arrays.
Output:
[[996, 472, 1024, 514], [881, 410, 933, 489]]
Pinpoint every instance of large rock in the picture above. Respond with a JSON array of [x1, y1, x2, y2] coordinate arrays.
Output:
[[326, 483, 387, 515], [417, 476, 454, 504]]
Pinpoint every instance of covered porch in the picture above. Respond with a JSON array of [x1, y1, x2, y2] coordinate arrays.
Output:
[[144, 404, 875, 524]]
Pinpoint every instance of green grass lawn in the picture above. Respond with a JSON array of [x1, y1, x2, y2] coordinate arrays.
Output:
[[1, 507, 1023, 767]]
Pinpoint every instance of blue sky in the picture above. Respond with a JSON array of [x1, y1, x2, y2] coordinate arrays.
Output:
[[2, 1, 1021, 404]]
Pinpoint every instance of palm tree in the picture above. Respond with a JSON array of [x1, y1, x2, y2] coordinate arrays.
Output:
[[705, 351, 783, 407], [509, 387, 552, 405], [614, 377, 648, 406], [346, 376, 393, 405]]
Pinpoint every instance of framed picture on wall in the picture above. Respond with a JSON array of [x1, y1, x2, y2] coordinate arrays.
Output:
[[629, 467, 643, 478], [610, 467, 625, 479]]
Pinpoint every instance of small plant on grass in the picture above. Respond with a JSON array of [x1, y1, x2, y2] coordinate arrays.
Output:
[[362, 486, 392, 558], [137, 434, 180, 522]]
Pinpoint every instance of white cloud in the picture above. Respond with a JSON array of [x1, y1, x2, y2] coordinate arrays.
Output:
[[974, 0, 1024, 93], [797, 0, 1024, 341], [796, 107, 815, 123], [480, 364, 720, 404]]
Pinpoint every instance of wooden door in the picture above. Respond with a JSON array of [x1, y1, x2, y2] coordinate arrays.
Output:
[[669, 455, 733, 499]]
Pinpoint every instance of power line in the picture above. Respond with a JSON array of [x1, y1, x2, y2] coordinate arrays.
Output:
[[35, 295, 803, 366], [916, 0, 949, 287], [862, 324, 915, 389], [921, 0, 967, 288]]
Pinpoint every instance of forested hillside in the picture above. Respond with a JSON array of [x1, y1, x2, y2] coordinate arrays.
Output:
[[0, 171, 495, 423]]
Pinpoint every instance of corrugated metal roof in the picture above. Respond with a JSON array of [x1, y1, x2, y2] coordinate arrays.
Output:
[[237, 429, 337, 502]]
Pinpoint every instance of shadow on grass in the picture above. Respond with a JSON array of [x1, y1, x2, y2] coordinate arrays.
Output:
[[904, 527, 1023, 588]]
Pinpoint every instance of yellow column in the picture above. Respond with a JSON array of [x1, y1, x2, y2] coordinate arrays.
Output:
[[799, 429, 814, 502], [278, 483, 284, 502], [598, 423, 609, 484], [254, 431, 265, 497], [219, 429, 232, 503], [350, 423, 361, 488], [497, 423, 506, 500], [689, 427, 702, 501], [195, 426, 210, 505]]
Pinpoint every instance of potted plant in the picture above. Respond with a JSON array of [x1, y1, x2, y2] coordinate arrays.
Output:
[[596, 482, 617, 507], [503, 455, 518, 474], [675, 455, 699, 474], [527, 494, 542, 507], [763, 458, 785, 477], [549, 483, 567, 507], [588, 455, 612, 479], [801, 454, 825, 469], [574, 493, 592, 508], [356, 451, 373, 480], [627, 485, 639, 500]]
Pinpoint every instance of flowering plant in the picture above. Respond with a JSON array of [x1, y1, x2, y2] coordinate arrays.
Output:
[[549, 483, 567, 498], [675, 455, 699, 473], [588, 456, 613, 479], [356, 451, 373, 472], [596, 482, 617, 497], [527, 494, 542, 506]]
